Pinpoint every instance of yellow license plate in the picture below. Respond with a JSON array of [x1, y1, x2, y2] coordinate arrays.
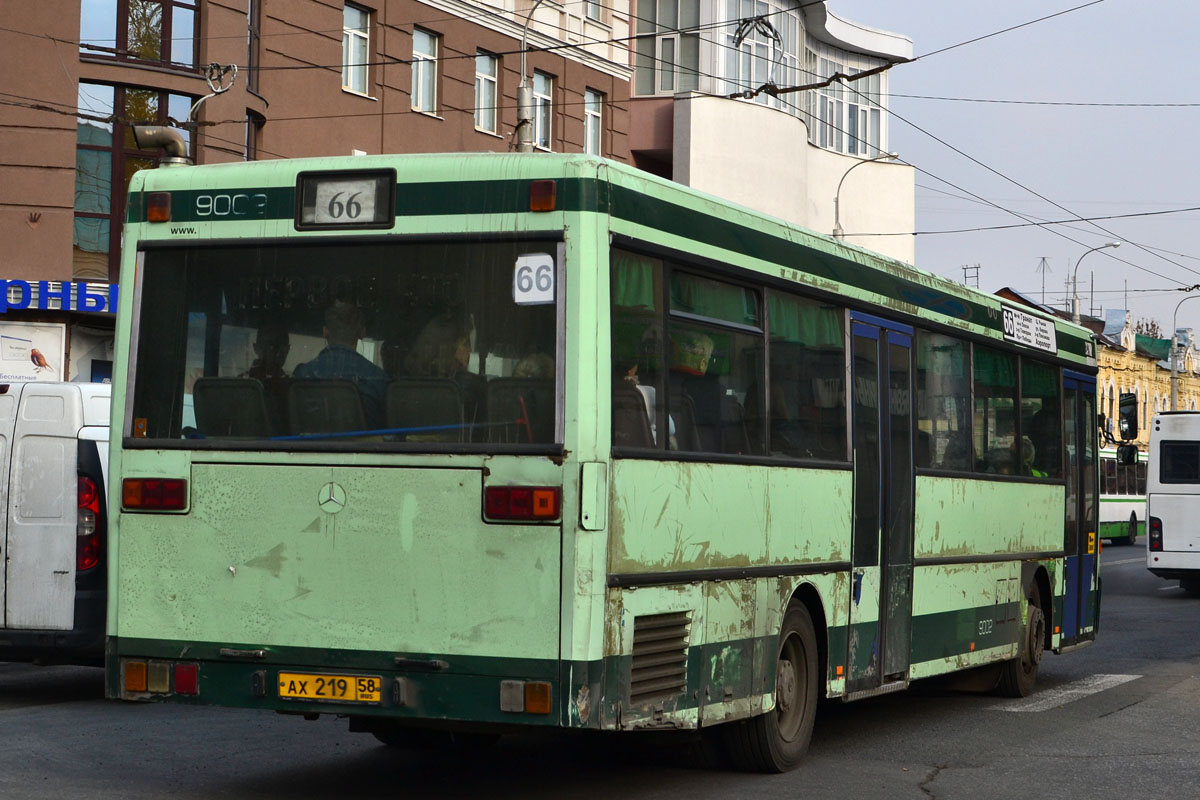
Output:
[[278, 672, 383, 703]]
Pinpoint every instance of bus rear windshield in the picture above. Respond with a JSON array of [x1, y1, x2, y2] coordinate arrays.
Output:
[[129, 239, 559, 448], [1159, 441, 1200, 483]]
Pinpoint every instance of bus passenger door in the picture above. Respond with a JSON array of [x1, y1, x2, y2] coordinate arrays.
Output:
[[847, 315, 915, 696], [1062, 372, 1099, 646]]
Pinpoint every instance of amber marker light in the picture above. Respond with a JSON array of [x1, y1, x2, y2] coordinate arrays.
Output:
[[125, 661, 148, 693], [529, 180, 556, 212], [524, 681, 552, 714], [146, 192, 171, 222]]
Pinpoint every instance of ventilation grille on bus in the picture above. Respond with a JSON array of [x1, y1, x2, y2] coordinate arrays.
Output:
[[630, 611, 691, 705]]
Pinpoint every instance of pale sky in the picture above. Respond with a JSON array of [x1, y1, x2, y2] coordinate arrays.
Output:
[[828, 0, 1200, 336]]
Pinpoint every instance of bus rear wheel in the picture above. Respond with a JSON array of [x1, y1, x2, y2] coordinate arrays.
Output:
[[997, 583, 1045, 697], [722, 603, 817, 773], [1125, 512, 1138, 546]]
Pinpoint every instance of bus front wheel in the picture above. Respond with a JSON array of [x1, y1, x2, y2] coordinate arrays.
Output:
[[723, 603, 818, 773], [997, 583, 1045, 697]]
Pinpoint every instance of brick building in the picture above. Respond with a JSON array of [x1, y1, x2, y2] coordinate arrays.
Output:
[[0, 0, 632, 380]]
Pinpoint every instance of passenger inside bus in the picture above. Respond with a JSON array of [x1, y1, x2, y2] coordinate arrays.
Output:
[[243, 323, 291, 380], [386, 312, 482, 441], [292, 302, 389, 429]]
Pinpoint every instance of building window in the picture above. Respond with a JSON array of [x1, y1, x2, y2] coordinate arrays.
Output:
[[474, 52, 498, 133], [533, 71, 553, 150], [724, 0, 800, 112], [804, 43, 886, 157], [584, 0, 602, 21], [247, 0, 261, 93], [633, 0, 699, 96], [584, 89, 603, 155], [245, 111, 265, 160], [74, 82, 193, 282], [342, 4, 370, 94], [411, 29, 438, 113], [79, 0, 198, 68]]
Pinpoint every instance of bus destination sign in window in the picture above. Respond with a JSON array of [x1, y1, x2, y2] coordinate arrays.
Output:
[[297, 170, 395, 230]]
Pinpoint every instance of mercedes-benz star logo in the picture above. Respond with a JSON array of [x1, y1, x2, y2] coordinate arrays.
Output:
[[317, 482, 347, 514]]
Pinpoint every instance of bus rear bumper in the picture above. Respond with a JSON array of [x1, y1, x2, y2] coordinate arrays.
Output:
[[106, 641, 568, 728]]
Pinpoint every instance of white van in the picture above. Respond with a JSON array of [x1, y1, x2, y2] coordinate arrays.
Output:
[[0, 382, 110, 665], [1146, 411, 1200, 593]]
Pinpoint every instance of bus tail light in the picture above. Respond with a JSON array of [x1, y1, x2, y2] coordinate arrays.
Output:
[[484, 486, 560, 521], [1149, 516, 1163, 551], [122, 478, 188, 511], [77, 475, 101, 571], [123, 659, 199, 696], [499, 680, 552, 714]]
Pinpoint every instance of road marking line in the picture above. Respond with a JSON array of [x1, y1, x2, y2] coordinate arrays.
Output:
[[1104, 557, 1144, 566], [988, 674, 1140, 712]]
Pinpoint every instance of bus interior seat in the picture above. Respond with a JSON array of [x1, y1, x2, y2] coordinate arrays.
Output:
[[288, 380, 366, 435], [386, 378, 465, 441], [612, 381, 654, 448], [486, 378, 554, 443], [192, 377, 273, 437]]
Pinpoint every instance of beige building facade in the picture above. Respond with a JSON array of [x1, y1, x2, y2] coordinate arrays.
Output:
[[1097, 311, 1200, 450]]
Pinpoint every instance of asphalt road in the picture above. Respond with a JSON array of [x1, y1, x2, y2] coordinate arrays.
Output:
[[1, 545, 1196, 799]]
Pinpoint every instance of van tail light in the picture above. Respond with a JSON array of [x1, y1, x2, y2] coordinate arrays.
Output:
[[122, 478, 187, 511], [484, 486, 560, 521], [1148, 516, 1163, 552], [77, 475, 101, 571]]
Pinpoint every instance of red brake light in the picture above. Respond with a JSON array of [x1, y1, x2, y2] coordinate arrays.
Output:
[[174, 663, 199, 695], [77, 475, 102, 571], [1149, 516, 1163, 552], [79, 476, 100, 510], [123, 478, 187, 510], [484, 486, 560, 521]]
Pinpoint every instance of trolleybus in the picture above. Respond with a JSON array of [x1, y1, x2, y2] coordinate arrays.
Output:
[[107, 146, 1100, 772]]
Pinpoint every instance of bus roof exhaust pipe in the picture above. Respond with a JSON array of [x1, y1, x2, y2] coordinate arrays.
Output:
[[132, 125, 192, 166]]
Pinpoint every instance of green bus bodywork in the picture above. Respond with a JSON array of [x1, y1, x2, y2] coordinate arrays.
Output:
[[108, 153, 1099, 765]]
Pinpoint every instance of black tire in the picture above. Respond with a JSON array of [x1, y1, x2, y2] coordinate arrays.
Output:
[[1126, 512, 1138, 547], [1180, 577, 1200, 595], [722, 603, 818, 773], [997, 582, 1045, 697]]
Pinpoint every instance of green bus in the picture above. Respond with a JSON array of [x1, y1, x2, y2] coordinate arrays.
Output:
[[107, 149, 1100, 772]]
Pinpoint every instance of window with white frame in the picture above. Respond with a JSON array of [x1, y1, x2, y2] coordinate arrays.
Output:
[[584, 0, 602, 21], [803, 42, 886, 157], [411, 29, 438, 113], [533, 71, 553, 150], [632, 0, 699, 96], [475, 52, 498, 133], [584, 89, 603, 155], [342, 4, 370, 94]]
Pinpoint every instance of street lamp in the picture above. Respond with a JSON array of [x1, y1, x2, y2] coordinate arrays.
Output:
[[1170, 294, 1200, 410], [1070, 241, 1120, 324], [833, 151, 899, 239]]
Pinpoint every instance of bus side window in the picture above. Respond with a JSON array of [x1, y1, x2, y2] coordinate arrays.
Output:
[[1103, 458, 1116, 494]]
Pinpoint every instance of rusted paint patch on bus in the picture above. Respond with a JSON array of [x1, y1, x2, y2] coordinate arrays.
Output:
[[609, 460, 851, 575]]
